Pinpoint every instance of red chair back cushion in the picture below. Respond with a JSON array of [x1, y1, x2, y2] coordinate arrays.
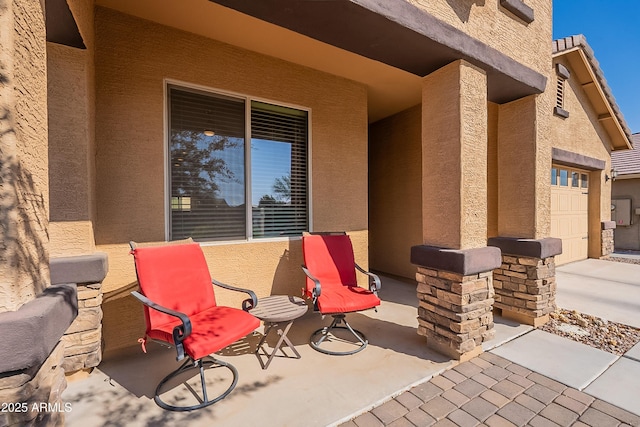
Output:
[[302, 234, 358, 294], [131, 243, 217, 333]]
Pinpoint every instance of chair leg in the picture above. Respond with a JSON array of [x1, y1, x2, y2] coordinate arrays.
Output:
[[154, 356, 238, 411], [310, 314, 368, 355]]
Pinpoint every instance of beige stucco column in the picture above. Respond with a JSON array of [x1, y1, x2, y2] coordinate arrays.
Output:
[[0, 0, 50, 313], [490, 93, 561, 327], [47, 0, 97, 258], [413, 60, 501, 361], [497, 95, 550, 239], [422, 60, 488, 249]]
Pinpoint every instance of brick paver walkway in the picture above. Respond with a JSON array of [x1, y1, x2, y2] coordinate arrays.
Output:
[[339, 353, 640, 427]]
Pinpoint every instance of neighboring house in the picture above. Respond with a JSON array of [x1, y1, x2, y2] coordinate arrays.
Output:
[[0, 0, 634, 412], [611, 133, 640, 250]]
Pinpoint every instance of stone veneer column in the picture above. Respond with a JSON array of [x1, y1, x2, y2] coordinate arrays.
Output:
[[414, 59, 498, 360], [51, 253, 109, 375], [488, 237, 562, 326], [0, 285, 77, 426], [411, 247, 502, 361], [601, 221, 616, 257]]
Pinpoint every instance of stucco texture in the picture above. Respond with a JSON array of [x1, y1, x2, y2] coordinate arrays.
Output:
[[551, 57, 613, 256], [92, 8, 368, 352], [369, 105, 422, 279], [408, 0, 552, 76], [421, 60, 488, 250], [48, 0, 97, 258], [0, 0, 50, 312]]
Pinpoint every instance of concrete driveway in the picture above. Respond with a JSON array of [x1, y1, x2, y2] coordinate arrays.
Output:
[[556, 258, 640, 328]]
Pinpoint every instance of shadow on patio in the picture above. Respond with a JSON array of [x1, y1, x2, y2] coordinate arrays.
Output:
[[62, 276, 512, 427]]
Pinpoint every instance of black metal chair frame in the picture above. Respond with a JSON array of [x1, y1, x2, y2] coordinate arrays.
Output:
[[130, 241, 257, 412], [302, 250, 381, 356]]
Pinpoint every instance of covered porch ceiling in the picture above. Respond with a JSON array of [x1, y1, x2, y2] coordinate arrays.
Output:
[[95, 0, 545, 123], [96, 0, 419, 123]]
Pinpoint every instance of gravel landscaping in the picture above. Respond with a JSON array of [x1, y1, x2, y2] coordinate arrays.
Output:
[[539, 308, 640, 355], [537, 254, 640, 355]]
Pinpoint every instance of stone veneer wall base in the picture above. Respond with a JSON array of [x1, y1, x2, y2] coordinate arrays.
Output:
[[495, 307, 550, 327], [601, 221, 616, 257], [412, 246, 502, 360], [50, 253, 108, 375], [488, 237, 562, 327], [0, 344, 67, 427]]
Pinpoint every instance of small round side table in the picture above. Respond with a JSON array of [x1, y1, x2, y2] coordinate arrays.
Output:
[[249, 295, 308, 369]]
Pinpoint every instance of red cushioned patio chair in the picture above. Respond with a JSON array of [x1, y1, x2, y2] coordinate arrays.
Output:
[[129, 239, 260, 411], [301, 232, 381, 355]]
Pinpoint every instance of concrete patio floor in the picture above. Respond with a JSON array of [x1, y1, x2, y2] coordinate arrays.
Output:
[[63, 276, 470, 427], [62, 261, 640, 426]]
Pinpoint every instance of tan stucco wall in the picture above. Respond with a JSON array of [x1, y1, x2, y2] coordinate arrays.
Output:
[[487, 102, 499, 238], [496, 62, 553, 241], [422, 60, 488, 250], [369, 105, 422, 279], [48, 0, 97, 258], [409, 0, 552, 76], [93, 8, 368, 352], [612, 179, 640, 250], [551, 57, 613, 256], [0, 0, 50, 312], [497, 96, 538, 238]]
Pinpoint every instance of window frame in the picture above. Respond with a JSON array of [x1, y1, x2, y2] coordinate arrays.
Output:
[[164, 79, 313, 244]]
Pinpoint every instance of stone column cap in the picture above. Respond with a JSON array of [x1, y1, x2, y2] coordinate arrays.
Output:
[[0, 284, 78, 373], [601, 221, 616, 230], [50, 252, 109, 285], [488, 237, 562, 259], [410, 245, 502, 275]]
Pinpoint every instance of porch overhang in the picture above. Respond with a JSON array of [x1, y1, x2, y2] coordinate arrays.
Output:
[[210, 0, 546, 105]]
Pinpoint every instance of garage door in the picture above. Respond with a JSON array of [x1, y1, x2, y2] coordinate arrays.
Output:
[[550, 166, 589, 265]]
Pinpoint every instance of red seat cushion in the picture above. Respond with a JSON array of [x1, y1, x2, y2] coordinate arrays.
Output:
[[147, 306, 260, 360], [316, 284, 380, 314], [132, 243, 217, 333], [302, 234, 380, 314], [131, 242, 259, 359]]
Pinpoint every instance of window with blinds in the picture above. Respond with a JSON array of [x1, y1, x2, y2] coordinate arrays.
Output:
[[168, 85, 308, 242], [251, 101, 308, 238]]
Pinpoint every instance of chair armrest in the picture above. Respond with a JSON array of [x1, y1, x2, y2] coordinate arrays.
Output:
[[301, 265, 322, 303], [131, 291, 191, 361], [211, 278, 258, 311], [355, 263, 381, 294]]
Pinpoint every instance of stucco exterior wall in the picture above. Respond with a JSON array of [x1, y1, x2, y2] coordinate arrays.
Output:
[[422, 60, 488, 250], [0, 0, 50, 312], [497, 86, 553, 240], [612, 179, 640, 250], [369, 105, 422, 279], [551, 57, 613, 256], [48, 0, 97, 258], [408, 0, 552, 76], [94, 8, 368, 352], [487, 102, 499, 238]]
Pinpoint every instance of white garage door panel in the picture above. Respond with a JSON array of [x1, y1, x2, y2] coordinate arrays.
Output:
[[551, 166, 589, 266]]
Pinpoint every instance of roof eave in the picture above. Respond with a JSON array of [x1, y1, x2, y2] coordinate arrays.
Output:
[[553, 36, 632, 151]]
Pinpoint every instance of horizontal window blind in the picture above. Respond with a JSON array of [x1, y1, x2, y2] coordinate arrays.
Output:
[[169, 86, 246, 241], [167, 87, 309, 242], [251, 101, 308, 238]]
